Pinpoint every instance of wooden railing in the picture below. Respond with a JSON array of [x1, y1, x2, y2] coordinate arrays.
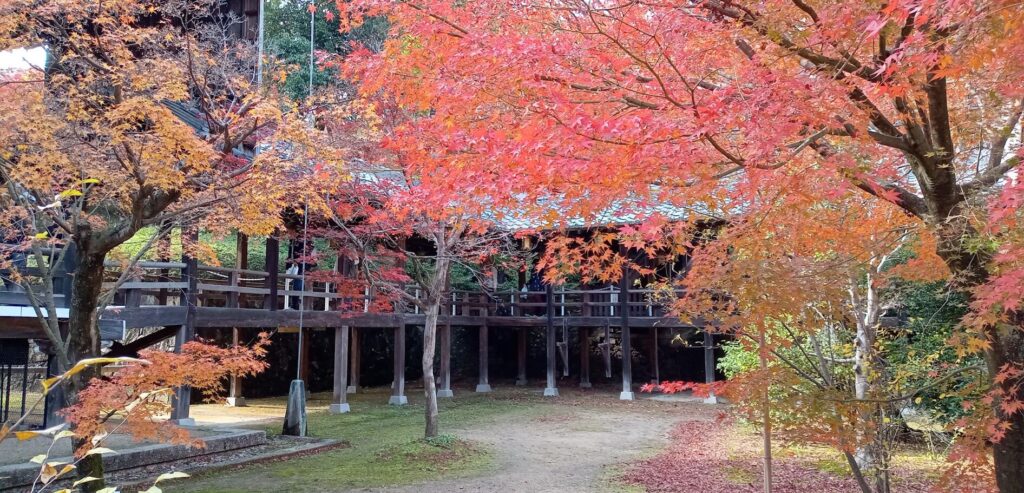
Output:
[[100, 261, 684, 318]]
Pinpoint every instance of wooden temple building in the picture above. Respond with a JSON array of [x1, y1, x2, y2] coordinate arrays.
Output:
[[0, 222, 721, 423]]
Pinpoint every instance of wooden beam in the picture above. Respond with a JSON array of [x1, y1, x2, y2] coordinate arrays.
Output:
[[516, 327, 528, 386], [544, 284, 558, 397], [347, 327, 360, 393], [330, 326, 350, 413], [579, 327, 591, 388], [476, 324, 491, 392], [389, 326, 407, 405], [438, 322, 453, 397]]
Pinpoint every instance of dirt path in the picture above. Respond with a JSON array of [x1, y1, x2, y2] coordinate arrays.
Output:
[[376, 401, 708, 493]]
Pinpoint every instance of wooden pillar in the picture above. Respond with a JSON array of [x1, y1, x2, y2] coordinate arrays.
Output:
[[476, 325, 491, 392], [265, 235, 280, 311], [544, 284, 558, 396], [515, 328, 528, 386], [226, 327, 246, 407], [330, 326, 351, 413], [172, 227, 200, 422], [347, 328, 361, 393], [619, 260, 634, 400], [703, 330, 719, 404], [650, 327, 660, 385], [389, 326, 408, 405], [579, 327, 592, 388], [438, 322, 453, 398]]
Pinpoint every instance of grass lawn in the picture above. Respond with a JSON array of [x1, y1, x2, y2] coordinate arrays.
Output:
[[168, 387, 544, 493]]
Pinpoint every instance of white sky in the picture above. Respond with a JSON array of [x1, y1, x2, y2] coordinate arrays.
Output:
[[0, 46, 46, 72]]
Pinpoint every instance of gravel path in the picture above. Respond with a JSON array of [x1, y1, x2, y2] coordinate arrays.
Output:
[[376, 401, 702, 493]]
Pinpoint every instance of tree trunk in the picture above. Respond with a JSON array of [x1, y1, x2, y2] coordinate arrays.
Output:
[[66, 251, 107, 492], [934, 213, 1024, 493], [758, 330, 773, 493], [422, 300, 441, 438]]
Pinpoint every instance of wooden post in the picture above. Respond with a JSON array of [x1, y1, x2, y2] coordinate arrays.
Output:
[[619, 261, 634, 400], [703, 330, 718, 404], [228, 232, 248, 308], [476, 324, 491, 392], [330, 326, 351, 413], [651, 327, 660, 385], [579, 327, 592, 388], [515, 328, 528, 386], [226, 327, 246, 407], [172, 228, 200, 422], [265, 235, 280, 311], [438, 322, 453, 398], [544, 284, 558, 396], [347, 328, 360, 393], [389, 326, 408, 405]]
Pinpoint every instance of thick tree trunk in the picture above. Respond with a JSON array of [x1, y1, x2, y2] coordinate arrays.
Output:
[[66, 251, 107, 492], [934, 213, 1024, 493], [422, 301, 441, 438]]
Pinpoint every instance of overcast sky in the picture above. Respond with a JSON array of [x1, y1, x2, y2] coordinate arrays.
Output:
[[0, 46, 46, 72]]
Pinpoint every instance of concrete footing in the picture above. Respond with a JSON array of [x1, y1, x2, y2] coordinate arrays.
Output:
[[388, 395, 408, 405], [225, 397, 246, 407], [543, 387, 559, 397], [703, 393, 719, 404], [437, 389, 454, 398], [329, 403, 351, 414], [475, 384, 492, 393], [346, 385, 357, 394], [619, 391, 635, 401]]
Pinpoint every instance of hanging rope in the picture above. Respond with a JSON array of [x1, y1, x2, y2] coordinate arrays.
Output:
[[309, 0, 315, 97], [256, 0, 265, 85]]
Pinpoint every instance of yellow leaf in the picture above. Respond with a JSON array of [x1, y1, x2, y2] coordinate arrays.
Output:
[[30, 454, 46, 464], [914, 397, 923, 405], [40, 463, 57, 484], [15, 430, 39, 440], [79, 178, 101, 185], [73, 477, 102, 487], [154, 471, 189, 483], [57, 189, 82, 199], [55, 430, 76, 440], [86, 447, 117, 456], [34, 232, 49, 240]]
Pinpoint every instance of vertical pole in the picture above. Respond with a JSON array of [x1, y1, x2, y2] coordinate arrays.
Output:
[[330, 326, 351, 413], [515, 328, 528, 386], [265, 235, 280, 311], [476, 325, 491, 392], [438, 322, 453, 398], [347, 328, 360, 393], [389, 326, 408, 405], [226, 327, 246, 407], [703, 330, 719, 404], [619, 259, 634, 401], [300, 328, 312, 383], [579, 327, 592, 388], [544, 284, 558, 396]]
